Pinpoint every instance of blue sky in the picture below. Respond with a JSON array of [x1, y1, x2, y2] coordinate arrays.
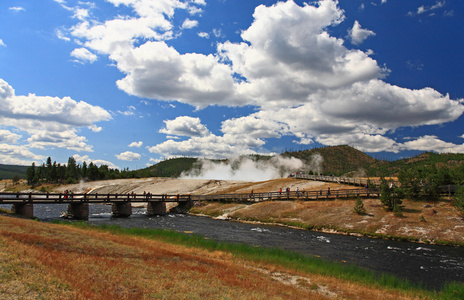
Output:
[[0, 0, 463, 170]]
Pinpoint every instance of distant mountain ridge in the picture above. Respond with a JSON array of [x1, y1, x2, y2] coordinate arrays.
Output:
[[3, 146, 464, 180], [0, 164, 29, 179]]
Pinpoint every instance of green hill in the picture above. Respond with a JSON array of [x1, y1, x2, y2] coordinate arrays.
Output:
[[0, 164, 28, 179], [365, 152, 464, 177], [142, 157, 199, 178], [283, 145, 376, 176]]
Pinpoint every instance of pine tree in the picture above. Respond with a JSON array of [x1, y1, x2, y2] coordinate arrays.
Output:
[[353, 196, 366, 215]]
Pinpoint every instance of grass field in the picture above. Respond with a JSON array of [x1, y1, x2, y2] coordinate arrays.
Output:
[[1, 215, 463, 299]]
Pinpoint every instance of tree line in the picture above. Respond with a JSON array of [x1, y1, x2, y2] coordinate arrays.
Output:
[[377, 164, 464, 216], [26, 157, 150, 186]]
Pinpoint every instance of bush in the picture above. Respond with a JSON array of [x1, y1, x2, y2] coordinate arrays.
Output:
[[353, 196, 367, 215]]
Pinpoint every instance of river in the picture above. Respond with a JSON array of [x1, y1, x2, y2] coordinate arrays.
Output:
[[2, 203, 463, 291]]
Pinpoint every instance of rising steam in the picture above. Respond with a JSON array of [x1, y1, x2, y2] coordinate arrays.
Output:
[[180, 155, 305, 181]]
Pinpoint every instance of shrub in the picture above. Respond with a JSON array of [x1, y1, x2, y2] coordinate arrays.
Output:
[[353, 196, 366, 215]]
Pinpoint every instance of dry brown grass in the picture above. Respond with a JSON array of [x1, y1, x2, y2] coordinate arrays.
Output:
[[0, 215, 327, 299], [0, 215, 428, 299]]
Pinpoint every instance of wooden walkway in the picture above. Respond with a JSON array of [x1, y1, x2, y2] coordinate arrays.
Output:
[[294, 174, 397, 187], [191, 188, 379, 202]]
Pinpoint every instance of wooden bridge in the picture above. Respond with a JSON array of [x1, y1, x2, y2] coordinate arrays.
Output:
[[0, 186, 378, 219], [0, 192, 193, 220]]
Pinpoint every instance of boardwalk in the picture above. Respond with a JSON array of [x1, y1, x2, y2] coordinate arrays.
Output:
[[192, 188, 379, 202], [294, 173, 398, 187]]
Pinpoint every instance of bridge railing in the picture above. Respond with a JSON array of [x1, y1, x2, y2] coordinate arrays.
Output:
[[191, 188, 380, 202], [0, 192, 192, 204], [294, 174, 400, 187]]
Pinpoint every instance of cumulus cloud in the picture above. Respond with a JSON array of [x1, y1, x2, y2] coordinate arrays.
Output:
[[0, 143, 45, 165], [59, 0, 464, 158], [73, 154, 119, 169], [71, 47, 98, 63], [181, 18, 198, 29], [115, 151, 141, 161], [0, 39, 5, 47], [148, 134, 263, 159], [129, 141, 143, 147], [402, 135, 464, 153], [348, 20, 375, 45], [88, 124, 102, 132], [0, 78, 111, 154], [0, 130, 21, 144], [159, 116, 210, 137]]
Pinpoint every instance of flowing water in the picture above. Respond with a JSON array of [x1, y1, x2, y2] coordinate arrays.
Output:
[[2, 203, 463, 290]]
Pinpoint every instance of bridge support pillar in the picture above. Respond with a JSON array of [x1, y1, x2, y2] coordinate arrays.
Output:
[[12, 203, 33, 218], [112, 202, 132, 217], [147, 202, 166, 215], [67, 203, 89, 220], [171, 201, 194, 213]]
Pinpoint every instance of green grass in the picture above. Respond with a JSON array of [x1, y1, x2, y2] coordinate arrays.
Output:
[[54, 221, 464, 298]]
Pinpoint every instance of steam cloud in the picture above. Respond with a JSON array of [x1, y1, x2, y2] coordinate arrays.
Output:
[[308, 153, 324, 175], [180, 155, 305, 181]]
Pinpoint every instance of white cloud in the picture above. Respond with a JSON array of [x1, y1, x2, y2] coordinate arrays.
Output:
[[114, 42, 240, 108], [149, 157, 162, 164], [159, 116, 210, 137], [27, 130, 93, 152], [408, 1, 446, 16], [129, 141, 143, 147], [115, 151, 141, 161], [148, 134, 261, 159], [0, 130, 21, 144], [88, 124, 102, 132], [9, 7, 25, 12], [181, 18, 198, 29], [0, 39, 6, 47], [402, 135, 464, 153], [348, 20, 375, 45], [0, 79, 111, 128], [73, 154, 119, 169], [221, 116, 286, 139], [117, 106, 136, 116], [58, 0, 464, 158], [0, 78, 111, 155], [198, 32, 209, 39], [56, 28, 71, 41], [0, 143, 45, 165], [70, 47, 97, 63]]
